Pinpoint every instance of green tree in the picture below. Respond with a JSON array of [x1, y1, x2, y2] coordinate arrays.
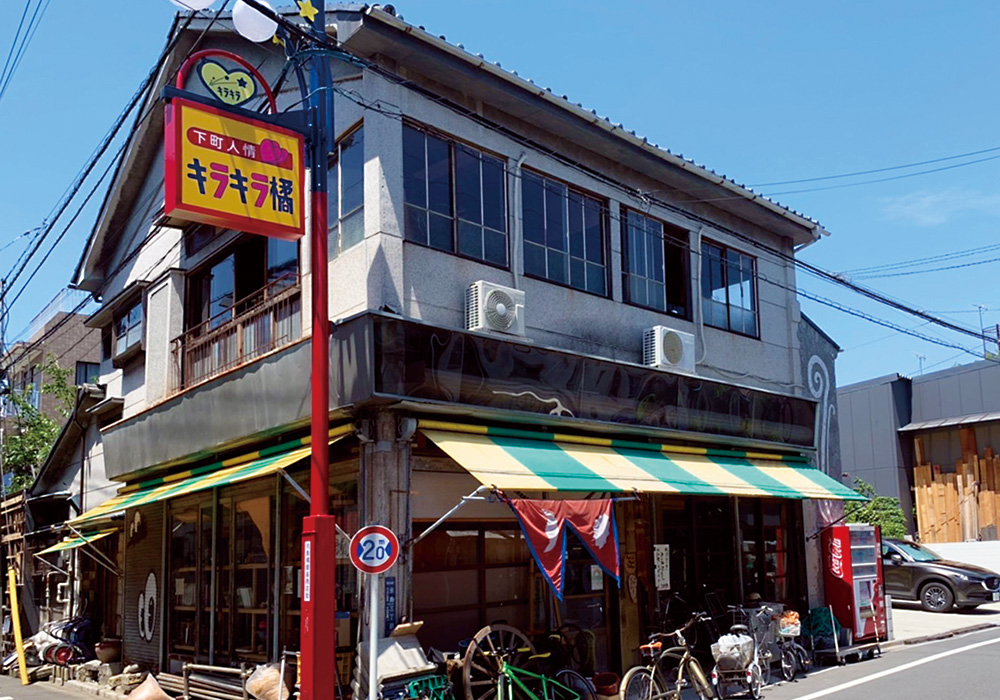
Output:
[[844, 478, 909, 539], [1, 356, 76, 493]]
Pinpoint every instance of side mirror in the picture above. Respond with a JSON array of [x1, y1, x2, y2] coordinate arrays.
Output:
[[889, 553, 903, 565]]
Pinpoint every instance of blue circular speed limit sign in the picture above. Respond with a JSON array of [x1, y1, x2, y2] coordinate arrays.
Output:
[[349, 525, 400, 575]]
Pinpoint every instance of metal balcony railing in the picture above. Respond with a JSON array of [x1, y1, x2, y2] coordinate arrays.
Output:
[[171, 276, 302, 394]]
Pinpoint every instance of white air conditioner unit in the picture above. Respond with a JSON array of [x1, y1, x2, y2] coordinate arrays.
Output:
[[643, 326, 696, 374], [466, 281, 526, 337]]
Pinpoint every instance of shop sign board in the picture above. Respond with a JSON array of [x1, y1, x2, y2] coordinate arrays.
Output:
[[164, 97, 305, 240], [349, 525, 399, 575]]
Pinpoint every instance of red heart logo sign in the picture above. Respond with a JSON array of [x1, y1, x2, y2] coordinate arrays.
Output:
[[259, 138, 292, 168]]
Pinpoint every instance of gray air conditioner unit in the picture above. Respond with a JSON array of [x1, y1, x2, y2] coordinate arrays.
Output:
[[643, 325, 696, 374], [465, 281, 526, 337]]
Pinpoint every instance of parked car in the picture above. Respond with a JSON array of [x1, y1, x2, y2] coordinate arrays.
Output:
[[881, 539, 1000, 612]]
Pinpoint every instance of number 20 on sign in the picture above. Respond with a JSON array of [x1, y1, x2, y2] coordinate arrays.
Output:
[[349, 525, 399, 575]]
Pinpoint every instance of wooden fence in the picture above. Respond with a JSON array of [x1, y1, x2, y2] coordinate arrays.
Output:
[[914, 429, 1000, 543]]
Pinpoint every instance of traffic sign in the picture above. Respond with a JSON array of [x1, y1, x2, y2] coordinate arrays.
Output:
[[349, 525, 399, 575]]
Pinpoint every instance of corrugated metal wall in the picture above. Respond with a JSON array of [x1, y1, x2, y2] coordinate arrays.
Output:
[[123, 504, 164, 670]]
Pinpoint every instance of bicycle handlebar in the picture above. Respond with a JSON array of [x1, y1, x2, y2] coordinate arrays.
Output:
[[648, 612, 710, 643]]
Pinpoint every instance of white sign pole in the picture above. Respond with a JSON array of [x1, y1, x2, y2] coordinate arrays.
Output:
[[369, 572, 378, 700]]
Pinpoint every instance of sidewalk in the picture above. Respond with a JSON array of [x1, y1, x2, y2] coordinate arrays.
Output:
[[887, 599, 1000, 646]]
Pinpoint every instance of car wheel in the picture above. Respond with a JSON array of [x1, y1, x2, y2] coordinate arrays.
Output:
[[920, 581, 954, 612]]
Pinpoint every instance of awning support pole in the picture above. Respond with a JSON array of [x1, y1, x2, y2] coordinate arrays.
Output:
[[278, 469, 352, 540], [406, 485, 491, 548], [32, 553, 70, 577], [73, 539, 122, 578], [65, 523, 120, 574]]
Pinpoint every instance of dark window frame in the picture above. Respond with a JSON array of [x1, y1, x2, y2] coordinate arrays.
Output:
[[622, 208, 691, 319], [112, 300, 144, 365], [700, 239, 759, 338], [520, 167, 609, 298], [75, 361, 100, 386], [402, 121, 510, 270]]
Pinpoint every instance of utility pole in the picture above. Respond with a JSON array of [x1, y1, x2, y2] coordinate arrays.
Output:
[[915, 352, 926, 376], [976, 304, 988, 358]]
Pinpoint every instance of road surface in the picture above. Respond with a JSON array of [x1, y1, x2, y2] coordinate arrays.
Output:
[[760, 626, 1000, 700]]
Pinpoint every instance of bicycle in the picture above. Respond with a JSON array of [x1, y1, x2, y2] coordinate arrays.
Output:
[[621, 613, 715, 700], [709, 605, 776, 699], [775, 618, 810, 682], [495, 657, 582, 700]]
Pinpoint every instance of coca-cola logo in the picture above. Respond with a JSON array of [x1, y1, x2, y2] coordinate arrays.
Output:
[[829, 536, 844, 578]]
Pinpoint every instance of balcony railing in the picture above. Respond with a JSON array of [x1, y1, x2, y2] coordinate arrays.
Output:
[[171, 276, 302, 394]]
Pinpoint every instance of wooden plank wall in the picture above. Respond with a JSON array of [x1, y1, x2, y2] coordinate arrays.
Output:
[[914, 429, 1000, 543]]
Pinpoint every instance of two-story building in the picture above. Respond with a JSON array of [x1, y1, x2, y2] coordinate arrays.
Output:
[[67, 5, 858, 678]]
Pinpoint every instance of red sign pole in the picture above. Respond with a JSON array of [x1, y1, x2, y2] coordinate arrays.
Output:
[[301, 1, 337, 699]]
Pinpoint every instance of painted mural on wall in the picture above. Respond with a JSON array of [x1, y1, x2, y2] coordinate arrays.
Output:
[[798, 315, 842, 479]]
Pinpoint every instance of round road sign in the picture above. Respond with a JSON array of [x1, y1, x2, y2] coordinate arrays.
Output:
[[349, 525, 399, 575]]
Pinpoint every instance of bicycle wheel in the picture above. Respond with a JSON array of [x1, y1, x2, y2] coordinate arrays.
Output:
[[749, 665, 763, 700], [780, 647, 796, 682], [555, 669, 596, 700], [794, 646, 810, 677], [758, 649, 771, 686], [685, 659, 714, 700], [622, 667, 663, 700]]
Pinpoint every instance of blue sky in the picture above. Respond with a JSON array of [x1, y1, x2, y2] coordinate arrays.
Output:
[[2, 1, 999, 386]]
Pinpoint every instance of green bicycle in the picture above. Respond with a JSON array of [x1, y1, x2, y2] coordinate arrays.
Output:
[[496, 657, 582, 700]]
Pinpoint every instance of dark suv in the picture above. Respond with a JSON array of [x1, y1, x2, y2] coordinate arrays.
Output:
[[882, 539, 1000, 612]]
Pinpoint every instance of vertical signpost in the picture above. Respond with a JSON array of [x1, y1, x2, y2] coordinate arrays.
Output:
[[350, 526, 400, 700]]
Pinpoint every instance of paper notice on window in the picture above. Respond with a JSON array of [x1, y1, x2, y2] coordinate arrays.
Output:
[[654, 544, 671, 591], [590, 564, 604, 591]]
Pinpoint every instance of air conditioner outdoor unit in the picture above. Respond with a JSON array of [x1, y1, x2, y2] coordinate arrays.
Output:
[[643, 325, 696, 374], [465, 281, 526, 337]]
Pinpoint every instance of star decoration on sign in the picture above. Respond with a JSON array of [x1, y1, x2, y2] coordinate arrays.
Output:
[[297, 0, 319, 22], [237, 77, 248, 88]]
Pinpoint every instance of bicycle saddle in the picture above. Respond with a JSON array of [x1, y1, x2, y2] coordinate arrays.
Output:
[[639, 641, 663, 652], [730, 624, 750, 634]]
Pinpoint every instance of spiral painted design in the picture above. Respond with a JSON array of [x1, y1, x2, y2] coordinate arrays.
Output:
[[808, 356, 831, 473]]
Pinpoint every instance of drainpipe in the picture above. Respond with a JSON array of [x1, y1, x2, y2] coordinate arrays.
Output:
[[511, 152, 528, 289], [693, 226, 707, 365]]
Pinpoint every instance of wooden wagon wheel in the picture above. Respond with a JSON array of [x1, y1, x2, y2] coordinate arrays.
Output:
[[462, 623, 535, 700]]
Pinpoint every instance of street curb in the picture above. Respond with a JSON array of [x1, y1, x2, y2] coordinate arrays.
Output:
[[882, 622, 1000, 649]]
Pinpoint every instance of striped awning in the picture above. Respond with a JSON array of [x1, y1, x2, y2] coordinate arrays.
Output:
[[69, 429, 350, 526], [421, 423, 863, 501], [35, 530, 117, 556]]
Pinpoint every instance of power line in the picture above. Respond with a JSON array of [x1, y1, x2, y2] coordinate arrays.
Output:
[[752, 145, 1000, 188], [851, 254, 1000, 280], [842, 241, 1000, 275], [0, 0, 51, 107]]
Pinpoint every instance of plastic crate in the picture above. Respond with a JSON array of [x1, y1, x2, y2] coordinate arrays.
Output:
[[406, 674, 455, 700]]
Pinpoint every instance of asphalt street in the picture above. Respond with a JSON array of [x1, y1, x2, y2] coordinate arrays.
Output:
[[760, 626, 1000, 700]]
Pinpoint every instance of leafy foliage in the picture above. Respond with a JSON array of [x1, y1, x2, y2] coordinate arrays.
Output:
[[844, 478, 909, 539], [1, 356, 75, 494]]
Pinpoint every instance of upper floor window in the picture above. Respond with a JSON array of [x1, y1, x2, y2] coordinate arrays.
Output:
[[521, 171, 606, 295], [187, 236, 299, 331], [75, 361, 100, 386], [402, 124, 508, 267], [115, 301, 144, 357], [328, 127, 364, 258], [701, 240, 757, 337], [623, 209, 690, 317]]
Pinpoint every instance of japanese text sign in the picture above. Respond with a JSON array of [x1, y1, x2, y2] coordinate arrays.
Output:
[[165, 98, 305, 240]]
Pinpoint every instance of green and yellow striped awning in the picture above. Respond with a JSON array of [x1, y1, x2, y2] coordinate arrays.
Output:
[[36, 530, 117, 556], [420, 422, 863, 501], [69, 427, 352, 526]]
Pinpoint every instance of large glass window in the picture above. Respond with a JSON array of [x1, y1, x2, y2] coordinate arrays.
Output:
[[701, 241, 757, 336], [522, 171, 606, 295], [328, 127, 365, 258], [624, 209, 689, 317], [403, 124, 508, 267], [412, 525, 530, 651], [75, 361, 100, 386]]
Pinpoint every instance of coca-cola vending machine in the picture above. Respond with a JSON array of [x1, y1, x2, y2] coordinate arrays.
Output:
[[822, 523, 886, 642]]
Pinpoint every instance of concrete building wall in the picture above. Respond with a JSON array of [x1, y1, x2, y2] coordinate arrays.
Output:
[[837, 375, 913, 522]]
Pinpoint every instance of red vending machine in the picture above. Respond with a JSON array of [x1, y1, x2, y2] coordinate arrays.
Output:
[[822, 523, 887, 642]]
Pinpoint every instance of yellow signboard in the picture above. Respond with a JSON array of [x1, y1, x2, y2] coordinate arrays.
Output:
[[165, 97, 305, 239]]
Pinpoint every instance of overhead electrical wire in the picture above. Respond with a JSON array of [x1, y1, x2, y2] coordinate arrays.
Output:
[[752, 144, 1000, 188], [0, 0, 51, 107], [842, 241, 1000, 275]]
